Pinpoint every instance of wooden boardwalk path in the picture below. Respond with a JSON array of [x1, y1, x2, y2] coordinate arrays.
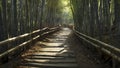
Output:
[[16, 28, 78, 68]]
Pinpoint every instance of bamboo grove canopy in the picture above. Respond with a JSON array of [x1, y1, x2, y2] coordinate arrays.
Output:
[[71, 0, 120, 40], [0, 0, 65, 41], [0, 0, 120, 44]]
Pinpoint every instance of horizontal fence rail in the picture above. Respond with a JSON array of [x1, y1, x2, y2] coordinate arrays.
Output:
[[0, 27, 48, 46], [74, 30, 120, 62], [0, 27, 60, 63]]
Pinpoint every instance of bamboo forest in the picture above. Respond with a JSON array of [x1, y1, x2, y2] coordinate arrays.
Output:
[[0, 0, 120, 68]]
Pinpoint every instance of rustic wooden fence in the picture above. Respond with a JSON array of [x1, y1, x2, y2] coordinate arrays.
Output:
[[0, 27, 60, 64], [74, 30, 120, 68]]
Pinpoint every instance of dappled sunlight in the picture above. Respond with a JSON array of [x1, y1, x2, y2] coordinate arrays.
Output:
[[44, 38, 66, 42], [59, 32, 71, 36], [37, 48, 64, 52], [17, 28, 78, 68], [62, 1, 68, 6]]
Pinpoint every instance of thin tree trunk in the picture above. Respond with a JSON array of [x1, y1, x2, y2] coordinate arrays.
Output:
[[114, 0, 120, 34], [40, 0, 45, 29]]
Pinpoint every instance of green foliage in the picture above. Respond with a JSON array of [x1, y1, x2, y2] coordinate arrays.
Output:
[[60, 0, 74, 24]]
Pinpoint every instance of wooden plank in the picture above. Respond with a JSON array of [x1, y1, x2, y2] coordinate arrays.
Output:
[[27, 50, 74, 54], [24, 58, 76, 63], [20, 63, 78, 68], [25, 56, 66, 59], [38, 42, 63, 47], [32, 48, 64, 52], [33, 52, 73, 56], [44, 38, 66, 42], [31, 52, 75, 57]]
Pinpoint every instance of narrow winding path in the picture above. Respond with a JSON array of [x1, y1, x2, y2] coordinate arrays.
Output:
[[18, 28, 78, 68]]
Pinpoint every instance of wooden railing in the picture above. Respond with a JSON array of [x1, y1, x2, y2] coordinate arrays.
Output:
[[0, 28, 48, 46], [0, 27, 60, 63], [74, 30, 120, 68]]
